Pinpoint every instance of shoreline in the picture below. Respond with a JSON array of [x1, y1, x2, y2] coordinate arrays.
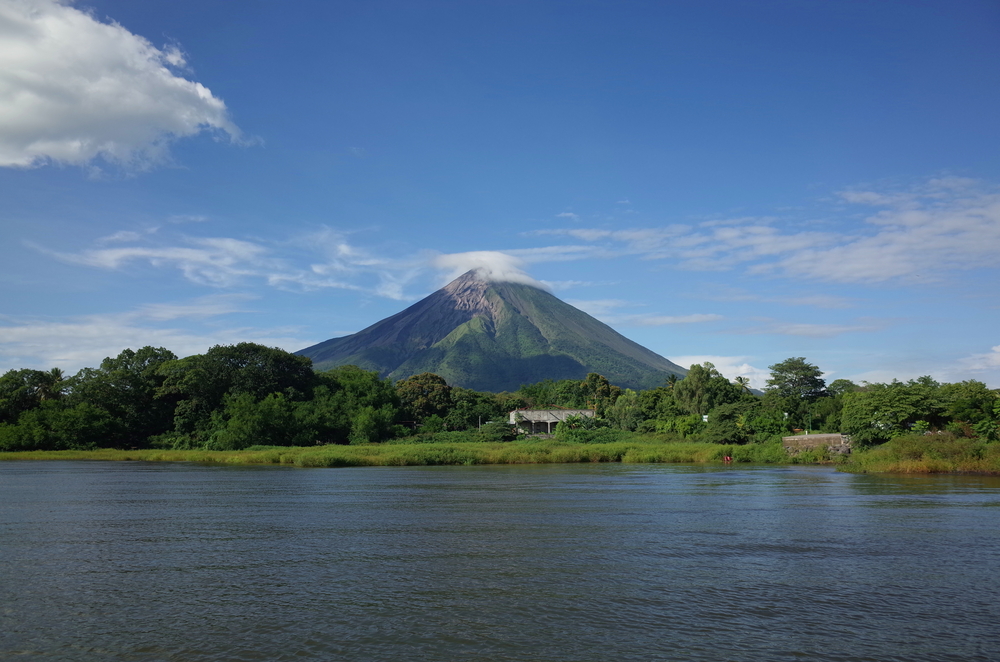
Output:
[[2, 437, 998, 475], [0, 439, 813, 468]]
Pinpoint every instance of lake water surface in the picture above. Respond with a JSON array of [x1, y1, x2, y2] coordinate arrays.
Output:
[[2, 461, 999, 661]]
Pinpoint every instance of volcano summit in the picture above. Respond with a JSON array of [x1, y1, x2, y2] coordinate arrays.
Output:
[[297, 270, 686, 391]]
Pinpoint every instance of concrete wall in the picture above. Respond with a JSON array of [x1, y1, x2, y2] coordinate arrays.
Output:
[[781, 433, 852, 455]]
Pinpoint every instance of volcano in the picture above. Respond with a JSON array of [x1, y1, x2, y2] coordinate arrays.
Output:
[[296, 270, 687, 391]]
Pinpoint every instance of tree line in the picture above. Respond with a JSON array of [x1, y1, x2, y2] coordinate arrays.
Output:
[[1, 345, 997, 452]]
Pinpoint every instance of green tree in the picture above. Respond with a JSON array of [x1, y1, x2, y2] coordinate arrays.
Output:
[[580, 373, 621, 413], [0, 369, 50, 424], [348, 404, 397, 445], [396, 372, 453, 423], [841, 381, 922, 445], [941, 380, 998, 427], [674, 362, 743, 416], [605, 389, 643, 431], [444, 387, 508, 431], [69, 346, 178, 447], [476, 420, 518, 442], [765, 357, 828, 430], [0, 401, 117, 451], [701, 401, 755, 444], [517, 379, 556, 408], [157, 343, 315, 439], [297, 366, 400, 445], [35, 368, 67, 402], [827, 379, 860, 397], [207, 391, 305, 450], [766, 357, 826, 400]]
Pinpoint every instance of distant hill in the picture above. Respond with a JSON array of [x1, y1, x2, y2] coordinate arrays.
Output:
[[297, 270, 687, 391]]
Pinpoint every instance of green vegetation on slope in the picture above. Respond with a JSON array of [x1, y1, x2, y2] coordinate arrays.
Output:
[[298, 272, 686, 391]]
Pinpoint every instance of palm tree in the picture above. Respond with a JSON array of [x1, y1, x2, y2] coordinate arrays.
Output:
[[734, 376, 752, 395], [36, 367, 66, 401]]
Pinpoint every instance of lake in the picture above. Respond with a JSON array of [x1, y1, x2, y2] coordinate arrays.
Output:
[[2, 461, 999, 661]]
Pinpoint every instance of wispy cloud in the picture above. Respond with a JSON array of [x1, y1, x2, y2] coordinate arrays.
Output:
[[566, 299, 722, 326], [704, 288, 855, 309], [631, 314, 724, 326], [958, 344, 1000, 372], [134, 294, 256, 321], [766, 179, 1000, 283], [0, 295, 306, 373], [40, 237, 272, 287], [780, 295, 855, 309], [33, 225, 421, 299], [168, 214, 209, 224], [736, 320, 885, 338], [541, 279, 597, 291], [0, 0, 244, 170], [96, 229, 155, 244], [528, 177, 1000, 285], [432, 251, 547, 288], [564, 299, 634, 316]]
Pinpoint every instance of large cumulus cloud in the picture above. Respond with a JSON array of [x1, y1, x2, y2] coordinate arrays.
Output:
[[0, 0, 242, 169]]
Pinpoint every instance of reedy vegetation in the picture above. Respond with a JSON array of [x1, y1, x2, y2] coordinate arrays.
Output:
[[1, 346, 998, 473], [0, 437, 811, 468]]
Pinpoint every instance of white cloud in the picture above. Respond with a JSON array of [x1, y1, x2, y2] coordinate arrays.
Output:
[[556, 212, 579, 221], [432, 251, 548, 288], [667, 355, 771, 390], [958, 344, 1000, 371], [0, 0, 242, 170], [0, 295, 307, 373]]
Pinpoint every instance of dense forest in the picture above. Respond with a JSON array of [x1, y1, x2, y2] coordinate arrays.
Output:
[[1, 343, 998, 452]]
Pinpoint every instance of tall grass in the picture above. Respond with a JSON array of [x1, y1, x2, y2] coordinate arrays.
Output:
[[841, 434, 1000, 475], [0, 437, 803, 468], [0, 434, 851, 469]]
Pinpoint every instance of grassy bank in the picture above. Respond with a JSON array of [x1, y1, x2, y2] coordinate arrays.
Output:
[[7, 434, 996, 474], [839, 434, 1000, 475], [0, 436, 808, 468]]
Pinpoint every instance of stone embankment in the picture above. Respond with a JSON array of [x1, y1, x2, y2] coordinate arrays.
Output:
[[782, 433, 852, 455]]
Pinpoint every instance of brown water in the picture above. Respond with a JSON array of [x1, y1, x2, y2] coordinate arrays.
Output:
[[2, 461, 999, 661]]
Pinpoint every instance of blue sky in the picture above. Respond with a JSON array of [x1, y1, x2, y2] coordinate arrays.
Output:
[[2, 0, 999, 389]]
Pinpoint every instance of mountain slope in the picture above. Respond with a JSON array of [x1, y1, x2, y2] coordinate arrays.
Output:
[[297, 270, 687, 391]]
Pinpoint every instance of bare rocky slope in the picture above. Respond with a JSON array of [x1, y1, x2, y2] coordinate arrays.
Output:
[[296, 270, 687, 391]]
